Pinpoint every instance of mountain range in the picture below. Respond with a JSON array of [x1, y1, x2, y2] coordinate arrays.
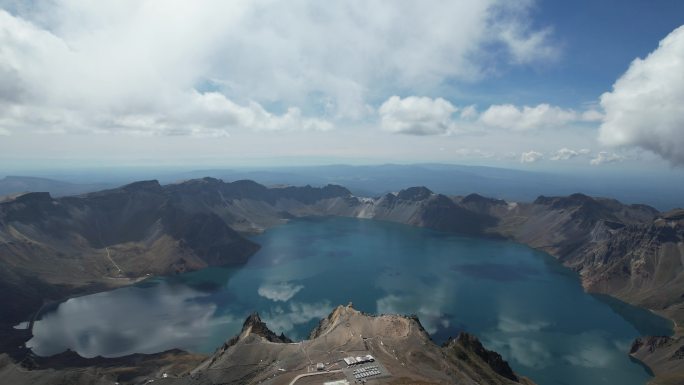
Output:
[[4, 163, 684, 210], [0, 177, 682, 384]]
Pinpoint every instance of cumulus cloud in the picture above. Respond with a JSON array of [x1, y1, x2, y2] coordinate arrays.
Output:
[[379, 96, 457, 135], [550, 148, 591, 161], [581, 109, 603, 122], [0, 8, 332, 137], [480, 103, 580, 131], [459, 105, 479, 120], [590, 151, 624, 165], [598, 25, 684, 166], [494, 22, 558, 65], [257, 281, 305, 302], [520, 150, 543, 163], [381, 99, 600, 136], [0, 1, 558, 136]]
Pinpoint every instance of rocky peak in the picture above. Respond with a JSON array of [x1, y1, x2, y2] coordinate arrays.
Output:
[[661, 209, 684, 221], [121, 180, 163, 193], [320, 184, 352, 197], [200, 177, 222, 184], [240, 312, 292, 344], [447, 332, 519, 382], [461, 193, 506, 206], [228, 179, 268, 190], [1, 192, 61, 223], [309, 303, 356, 339], [275, 184, 352, 204], [397, 186, 433, 201], [11, 192, 53, 204], [534, 193, 598, 210], [630, 336, 673, 354]]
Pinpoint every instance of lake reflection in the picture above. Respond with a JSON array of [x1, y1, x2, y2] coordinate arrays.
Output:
[[28, 217, 673, 385], [28, 282, 243, 357]]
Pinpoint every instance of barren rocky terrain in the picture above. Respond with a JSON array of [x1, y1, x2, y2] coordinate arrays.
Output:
[[161, 304, 536, 385]]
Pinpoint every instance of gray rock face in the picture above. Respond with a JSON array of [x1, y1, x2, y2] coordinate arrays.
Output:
[[446, 332, 519, 382], [630, 335, 684, 382]]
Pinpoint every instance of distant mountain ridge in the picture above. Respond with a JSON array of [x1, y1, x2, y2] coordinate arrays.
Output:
[[0, 176, 113, 199], [5, 163, 684, 210]]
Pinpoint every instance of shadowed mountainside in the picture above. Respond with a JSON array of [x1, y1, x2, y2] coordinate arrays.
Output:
[[0, 178, 361, 328]]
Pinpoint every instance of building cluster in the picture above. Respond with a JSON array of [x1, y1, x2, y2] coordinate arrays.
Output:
[[343, 354, 375, 366], [352, 365, 381, 380]]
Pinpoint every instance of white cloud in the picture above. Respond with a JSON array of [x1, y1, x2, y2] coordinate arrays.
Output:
[[459, 105, 479, 120], [380, 99, 600, 136], [581, 109, 603, 122], [520, 150, 543, 163], [599, 25, 684, 166], [379, 96, 457, 135], [257, 281, 305, 302], [452, 148, 495, 158], [480, 103, 579, 131], [487, 2, 560, 65], [0, 1, 559, 136], [590, 151, 624, 165], [495, 23, 559, 65], [550, 147, 590, 161]]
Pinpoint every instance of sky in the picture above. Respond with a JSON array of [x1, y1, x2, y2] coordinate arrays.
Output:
[[0, 0, 683, 172]]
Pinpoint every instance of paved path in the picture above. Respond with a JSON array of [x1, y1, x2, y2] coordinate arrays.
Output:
[[105, 246, 123, 274], [288, 369, 343, 385]]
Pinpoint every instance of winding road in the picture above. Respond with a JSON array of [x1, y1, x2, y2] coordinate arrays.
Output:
[[287, 369, 343, 385]]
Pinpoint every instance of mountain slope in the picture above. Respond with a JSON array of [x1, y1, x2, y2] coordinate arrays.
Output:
[[161, 304, 535, 385]]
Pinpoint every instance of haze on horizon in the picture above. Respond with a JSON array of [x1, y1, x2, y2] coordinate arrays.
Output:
[[0, 0, 683, 176]]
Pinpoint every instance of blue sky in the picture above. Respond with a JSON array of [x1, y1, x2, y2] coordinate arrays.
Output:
[[462, 0, 684, 108], [0, 0, 683, 172]]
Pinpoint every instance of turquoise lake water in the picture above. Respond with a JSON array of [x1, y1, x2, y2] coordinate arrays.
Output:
[[28, 217, 673, 385]]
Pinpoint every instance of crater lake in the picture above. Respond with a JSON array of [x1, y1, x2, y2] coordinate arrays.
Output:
[[27, 217, 673, 385]]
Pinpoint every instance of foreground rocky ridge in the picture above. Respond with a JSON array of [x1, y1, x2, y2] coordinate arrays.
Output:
[[165, 304, 535, 385], [0, 178, 682, 383]]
